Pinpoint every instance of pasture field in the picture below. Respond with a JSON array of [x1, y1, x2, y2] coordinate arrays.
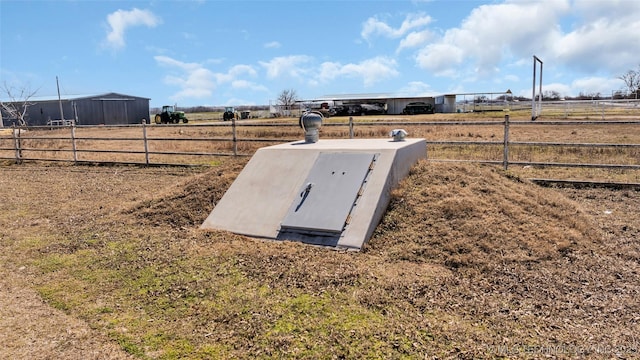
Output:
[[1, 109, 639, 183], [1, 156, 639, 359], [0, 108, 639, 358]]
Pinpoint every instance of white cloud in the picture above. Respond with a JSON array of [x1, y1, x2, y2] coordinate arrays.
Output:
[[361, 17, 395, 41], [361, 13, 432, 41], [542, 82, 572, 97], [264, 41, 281, 49], [416, 43, 465, 77], [155, 56, 216, 100], [317, 57, 399, 87], [570, 77, 625, 96], [154, 55, 194, 70], [573, 0, 640, 21], [317, 62, 342, 83], [397, 81, 437, 97], [229, 64, 257, 77], [224, 97, 255, 106], [154, 56, 266, 102], [504, 74, 519, 82], [411, 0, 640, 85], [256, 54, 398, 88], [552, 18, 640, 73], [415, 1, 569, 77], [543, 1, 640, 75], [215, 64, 257, 83], [397, 30, 433, 52], [259, 55, 313, 79], [231, 80, 268, 92], [104, 8, 161, 50]]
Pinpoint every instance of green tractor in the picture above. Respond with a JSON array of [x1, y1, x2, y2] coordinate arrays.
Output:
[[223, 106, 237, 121], [155, 105, 188, 124]]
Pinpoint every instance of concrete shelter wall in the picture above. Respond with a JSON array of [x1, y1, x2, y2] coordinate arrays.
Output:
[[201, 138, 427, 250]]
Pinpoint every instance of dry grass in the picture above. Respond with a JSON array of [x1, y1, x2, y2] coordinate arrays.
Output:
[[1, 110, 638, 183], [1, 157, 639, 359], [368, 162, 598, 267]]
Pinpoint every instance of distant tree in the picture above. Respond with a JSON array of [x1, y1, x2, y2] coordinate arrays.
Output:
[[576, 91, 601, 100], [277, 89, 299, 108], [0, 82, 38, 126], [275, 89, 299, 117], [543, 90, 561, 101], [618, 65, 640, 97]]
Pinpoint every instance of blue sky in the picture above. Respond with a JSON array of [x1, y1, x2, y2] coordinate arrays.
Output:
[[2, 0, 640, 108]]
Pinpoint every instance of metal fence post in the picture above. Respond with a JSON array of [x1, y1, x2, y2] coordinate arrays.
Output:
[[142, 119, 149, 165], [503, 114, 510, 170], [349, 116, 354, 139], [12, 124, 22, 164], [232, 116, 237, 156], [71, 123, 78, 164]]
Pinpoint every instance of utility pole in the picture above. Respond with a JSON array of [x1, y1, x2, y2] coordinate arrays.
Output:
[[56, 76, 65, 121]]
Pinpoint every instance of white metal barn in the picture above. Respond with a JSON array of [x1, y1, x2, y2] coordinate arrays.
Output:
[[299, 93, 458, 115]]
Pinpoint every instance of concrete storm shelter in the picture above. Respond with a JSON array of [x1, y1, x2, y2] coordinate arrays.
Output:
[[201, 137, 426, 251]]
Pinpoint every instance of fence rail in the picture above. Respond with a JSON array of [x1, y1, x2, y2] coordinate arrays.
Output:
[[1, 116, 639, 173]]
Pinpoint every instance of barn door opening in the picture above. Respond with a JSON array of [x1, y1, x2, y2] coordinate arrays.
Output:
[[101, 100, 128, 125]]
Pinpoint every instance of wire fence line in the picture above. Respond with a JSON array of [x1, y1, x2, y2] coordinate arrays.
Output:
[[1, 116, 639, 172]]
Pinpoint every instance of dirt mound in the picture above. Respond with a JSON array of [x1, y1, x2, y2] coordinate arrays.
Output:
[[367, 160, 601, 268], [130, 158, 600, 271], [126, 160, 246, 228]]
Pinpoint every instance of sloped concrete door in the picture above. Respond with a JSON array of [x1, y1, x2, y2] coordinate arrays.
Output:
[[279, 152, 377, 238]]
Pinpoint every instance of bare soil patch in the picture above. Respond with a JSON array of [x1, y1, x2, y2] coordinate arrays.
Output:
[[0, 271, 135, 360], [1, 160, 639, 359]]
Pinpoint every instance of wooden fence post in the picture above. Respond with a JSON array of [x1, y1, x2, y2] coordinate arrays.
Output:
[[503, 114, 510, 170], [349, 116, 354, 139], [71, 123, 78, 164], [12, 124, 22, 164], [142, 119, 149, 165], [232, 116, 237, 156]]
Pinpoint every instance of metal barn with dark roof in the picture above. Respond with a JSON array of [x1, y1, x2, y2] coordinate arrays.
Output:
[[1, 92, 150, 126]]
